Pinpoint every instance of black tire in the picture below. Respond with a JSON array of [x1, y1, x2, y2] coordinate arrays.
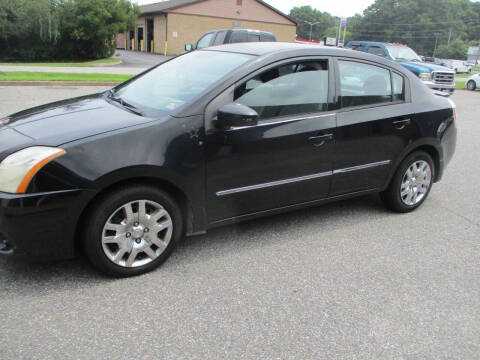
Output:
[[380, 151, 435, 213], [467, 80, 476, 91], [82, 184, 183, 277]]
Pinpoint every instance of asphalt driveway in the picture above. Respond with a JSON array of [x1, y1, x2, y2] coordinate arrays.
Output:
[[0, 89, 479, 359]]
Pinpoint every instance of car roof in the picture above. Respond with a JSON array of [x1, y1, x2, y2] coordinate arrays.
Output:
[[206, 28, 275, 35], [203, 42, 349, 56], [203, 41, 393, 59], [202, 42, 413, 77]]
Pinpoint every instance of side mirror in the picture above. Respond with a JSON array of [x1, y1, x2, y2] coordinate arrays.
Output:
[[215, 103, 258, 129], [185, 44, 194, 52]]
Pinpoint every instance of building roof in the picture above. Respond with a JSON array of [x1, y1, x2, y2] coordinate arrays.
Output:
[[140, 0, 297, 25]]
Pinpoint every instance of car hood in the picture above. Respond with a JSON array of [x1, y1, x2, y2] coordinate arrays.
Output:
[[1, 93, 155, 146], [398, 61, 453, 75]]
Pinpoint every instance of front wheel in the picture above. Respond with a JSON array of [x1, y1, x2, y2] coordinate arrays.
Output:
[[381, 151, 434, 213], [467, 80, 476, 91], [82, 185, 183, 277]]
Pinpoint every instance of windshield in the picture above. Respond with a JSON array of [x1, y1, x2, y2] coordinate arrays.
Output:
[[112, 51, 253, 113], [386, 45, 422, 62]]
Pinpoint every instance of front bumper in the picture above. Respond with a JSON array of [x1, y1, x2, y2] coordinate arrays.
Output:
[[423, 80, 456, 93], [0, 189, 90, 261]]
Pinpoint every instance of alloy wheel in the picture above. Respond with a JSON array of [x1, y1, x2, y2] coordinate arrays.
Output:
[[400, 160, 432, 206], [101, 200, 173, 267]]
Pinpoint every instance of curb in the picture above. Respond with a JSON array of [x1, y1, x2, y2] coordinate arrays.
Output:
[[0, 81, 119, 86]]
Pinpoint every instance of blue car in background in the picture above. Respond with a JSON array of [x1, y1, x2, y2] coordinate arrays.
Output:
[[346, 41, 456, 95]]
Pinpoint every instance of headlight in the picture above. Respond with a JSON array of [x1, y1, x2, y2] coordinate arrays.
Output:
[[0, 146, 66, 194], [419, 72, 432, 81]]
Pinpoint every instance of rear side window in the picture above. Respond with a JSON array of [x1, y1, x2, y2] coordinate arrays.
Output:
[[392, 72, 405, 101], [234, 60, 329, 121], [339, 60, 392, 108], [230, 31, 248, 43], [367, 46, 387, 58], [197, 33, 215, 49], [213, 31, 227, 45]]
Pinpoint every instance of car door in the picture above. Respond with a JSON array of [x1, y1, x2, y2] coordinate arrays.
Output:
[[205, 58, 337, 223], [332, 58, 413, 195]]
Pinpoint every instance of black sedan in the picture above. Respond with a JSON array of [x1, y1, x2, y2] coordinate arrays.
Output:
[[0, 43, 457, 277]]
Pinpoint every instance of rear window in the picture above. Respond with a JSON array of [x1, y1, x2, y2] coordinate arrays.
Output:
[[367, 46, 387, 58], [350, 44, 365, 51]]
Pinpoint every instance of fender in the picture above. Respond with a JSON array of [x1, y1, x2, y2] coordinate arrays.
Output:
[[383, 137, 442, 190]]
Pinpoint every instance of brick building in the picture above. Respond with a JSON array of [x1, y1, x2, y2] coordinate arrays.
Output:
[[116, 0, 297, 55]]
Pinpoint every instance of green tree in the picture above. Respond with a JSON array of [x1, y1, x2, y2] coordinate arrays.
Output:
[[348, 0, 480, 56], [0, 0, 59, 60], [57, 0, 139, 59], [289, 6, 338, 41], [436, 38, 469, 59]]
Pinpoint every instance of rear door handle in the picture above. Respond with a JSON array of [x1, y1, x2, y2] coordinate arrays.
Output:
[[308, 133, 333, 147], [392, 118, 411, 130]]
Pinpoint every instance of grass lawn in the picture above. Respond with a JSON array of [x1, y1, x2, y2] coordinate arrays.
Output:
[[0, 71, 132, 83], [455, 73, 478, 78], [0, 58, 121, 67], [456, 81, 466, 90]]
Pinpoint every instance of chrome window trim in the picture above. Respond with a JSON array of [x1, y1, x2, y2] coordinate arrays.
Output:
[[225, 111, 337, 131], [216, 160, 391, 196]]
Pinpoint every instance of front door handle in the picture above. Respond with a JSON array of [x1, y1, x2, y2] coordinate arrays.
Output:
[[392, 118, 411, 130], [308, 133, 333, 147]]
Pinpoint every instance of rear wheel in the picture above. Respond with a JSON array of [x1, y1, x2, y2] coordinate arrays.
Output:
[[381, 151, 434, 213], [467, 80, 476, 91], [82, 184, 183, 277]]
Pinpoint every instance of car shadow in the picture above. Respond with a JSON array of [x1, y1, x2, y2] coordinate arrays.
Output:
[[0, 193, 390, 292]]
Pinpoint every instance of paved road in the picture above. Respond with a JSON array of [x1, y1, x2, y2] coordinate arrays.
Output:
[[0, 89, 479, 359], [0, 50, 169, 75]]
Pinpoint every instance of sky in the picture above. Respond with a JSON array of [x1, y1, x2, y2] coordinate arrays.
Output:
[[133, 0, 376, 17]]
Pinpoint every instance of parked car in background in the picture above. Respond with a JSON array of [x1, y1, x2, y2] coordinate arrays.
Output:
[[466, 59, 479, 66], [185, 29, 276, 51], [424, 57, 443, 65], [0, 43, 457, 277], [346, 41, 456, 95], [466, 72, 480, 90], [441, 59, 471, 73]]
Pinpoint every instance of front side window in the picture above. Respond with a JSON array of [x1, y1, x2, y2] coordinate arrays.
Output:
[[197, 33, 215, 49], [113, 51, 252, 113], [339, 60, 392, 108], [234, 61, 329, 121], [213, 31, 227, 45]]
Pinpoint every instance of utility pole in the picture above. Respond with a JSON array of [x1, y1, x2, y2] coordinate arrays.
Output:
[[304, 21, 320, 41], [447, 29, 452, 46], [433, 32, 441, 57], [337, 20, 342, 45]]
